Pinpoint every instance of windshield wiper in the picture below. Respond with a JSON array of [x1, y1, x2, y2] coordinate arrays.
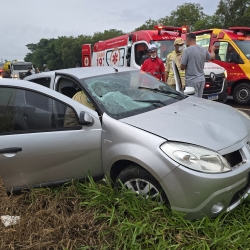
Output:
[[138, 86, 185, 98], [133, 99, 166, 106]]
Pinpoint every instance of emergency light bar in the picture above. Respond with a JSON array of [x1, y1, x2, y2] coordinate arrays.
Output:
[[154, 25, 187, 35], [229, 27, 250, 31], [228, 27, 250, 36]]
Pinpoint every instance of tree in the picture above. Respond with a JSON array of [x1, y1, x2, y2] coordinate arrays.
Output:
[[193, 15, 223, 31], [61, 36, 79, 68], [91, 29, 124, 44], [134, 18, 158, 31], [168, 3, 206, 31], [215, 0, 250, 27]]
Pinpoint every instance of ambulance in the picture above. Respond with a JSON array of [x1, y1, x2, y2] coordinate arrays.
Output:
[[193, 27, 250, 105], [82, 26, 227, 102]]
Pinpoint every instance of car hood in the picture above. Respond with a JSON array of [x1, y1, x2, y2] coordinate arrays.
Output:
[[204, 62, 225, 75], [120, 97, 249, 151]]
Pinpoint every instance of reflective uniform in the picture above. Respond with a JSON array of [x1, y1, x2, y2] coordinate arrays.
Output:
[[165, 50, 185, 89], [64, 91, 95, 127], [141, 57, 165, 81], [72, 91, 95, 110]]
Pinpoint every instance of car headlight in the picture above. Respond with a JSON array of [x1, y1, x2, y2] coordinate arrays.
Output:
[[160, 142, 231, 173], [224, 70, 227, 78]]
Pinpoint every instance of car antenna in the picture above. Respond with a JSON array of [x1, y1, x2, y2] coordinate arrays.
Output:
[[113, 67, 118, 72]]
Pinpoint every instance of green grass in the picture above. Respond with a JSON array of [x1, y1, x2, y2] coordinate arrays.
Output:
[[75, 177, 250, 250], [0, 176, 249, 249]]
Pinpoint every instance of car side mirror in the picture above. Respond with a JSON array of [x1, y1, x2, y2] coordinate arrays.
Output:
[[184, 86, 195, 95], [79, 111, 94, 126]]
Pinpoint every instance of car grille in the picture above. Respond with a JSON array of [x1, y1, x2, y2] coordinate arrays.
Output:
[[224, 149, 248, 207], [204, 73, 224, 94], [223, 149, 243, 167], [19, 72, 27, 80]]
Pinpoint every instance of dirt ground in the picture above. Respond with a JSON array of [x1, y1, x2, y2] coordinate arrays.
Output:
[[0, 176, 106, 250]]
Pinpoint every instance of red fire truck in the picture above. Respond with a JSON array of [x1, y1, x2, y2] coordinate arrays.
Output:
[[193, 27, 250, 105], [82, 26, 227, 102]]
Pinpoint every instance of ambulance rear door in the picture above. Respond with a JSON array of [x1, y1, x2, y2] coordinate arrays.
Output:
[[82, 44, 92, 67]]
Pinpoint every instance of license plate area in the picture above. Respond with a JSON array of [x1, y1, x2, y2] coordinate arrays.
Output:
[[207, 94, 218, 101]]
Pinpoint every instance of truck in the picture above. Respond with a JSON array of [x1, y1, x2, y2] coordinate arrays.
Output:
[[82, 26, 228, 102], [193, 27, 250, 105], [3, 60, 33, 80]]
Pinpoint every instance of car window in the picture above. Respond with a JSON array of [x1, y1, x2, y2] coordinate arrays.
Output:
[[134, 43, 148, 66], [106, 48, 125, 66], [0, 87, 79, 134], [213, 41, 243, 63], [28, 77, 51, 88], [56, 78, 80, 98], [25, 90, 49, 111]]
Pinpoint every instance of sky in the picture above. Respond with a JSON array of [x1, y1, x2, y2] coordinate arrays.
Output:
[[0, 0, 220, 62]]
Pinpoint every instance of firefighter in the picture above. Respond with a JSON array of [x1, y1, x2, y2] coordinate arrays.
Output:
[[165, 38, 185, 89], [141, 44, 165, 81], [64, 91, 95, 127]]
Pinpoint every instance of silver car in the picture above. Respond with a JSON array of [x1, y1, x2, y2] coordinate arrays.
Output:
[[0, 66, 249, 220]]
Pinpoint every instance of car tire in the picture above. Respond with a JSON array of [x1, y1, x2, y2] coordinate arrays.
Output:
[[233, 83, 250, 105], [115, 165, 169, 204]]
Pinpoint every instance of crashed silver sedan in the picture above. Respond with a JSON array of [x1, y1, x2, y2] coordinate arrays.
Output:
[[1, 66, 250, 220]]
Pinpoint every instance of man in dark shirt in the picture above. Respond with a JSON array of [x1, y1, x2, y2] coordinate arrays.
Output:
[[25, 67, 32, 76]]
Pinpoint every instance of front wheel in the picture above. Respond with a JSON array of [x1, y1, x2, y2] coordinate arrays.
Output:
[[233, 83, 250, 105], [115, 165, 168, 204]]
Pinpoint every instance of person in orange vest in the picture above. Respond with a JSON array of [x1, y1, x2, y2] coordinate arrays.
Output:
[[141, 44, 165, 81]]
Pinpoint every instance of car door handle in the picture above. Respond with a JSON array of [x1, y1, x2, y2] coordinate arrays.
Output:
[[0, 147, 22, 154]]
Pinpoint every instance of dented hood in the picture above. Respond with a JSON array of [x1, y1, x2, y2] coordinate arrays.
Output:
[[120, 97, 250, 151]]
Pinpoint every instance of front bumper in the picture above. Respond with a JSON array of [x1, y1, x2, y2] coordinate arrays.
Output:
[[160, 168, 250, 220], [160, 137, 250, 220]]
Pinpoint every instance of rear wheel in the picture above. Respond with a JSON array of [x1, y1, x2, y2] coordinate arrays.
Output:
[[233, 83, 250, 105], [115, 165, 168, 203]]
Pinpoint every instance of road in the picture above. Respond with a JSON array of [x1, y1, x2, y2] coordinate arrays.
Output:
[[224, 97, 250, 116]]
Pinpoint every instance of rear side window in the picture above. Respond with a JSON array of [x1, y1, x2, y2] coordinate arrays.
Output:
[[0, 87, 79, 134], [29, 77, 51, 88]]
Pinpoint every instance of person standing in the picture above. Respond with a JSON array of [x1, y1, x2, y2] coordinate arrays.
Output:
[[165, 38, 185, 89], [180, 33, 215, 97], [141, 44, 165, 81], [43, 64, 50, 72], [25, 67, 32, 76]]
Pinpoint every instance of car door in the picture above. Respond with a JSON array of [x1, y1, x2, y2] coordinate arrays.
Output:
[[0, 85, 102, 193]]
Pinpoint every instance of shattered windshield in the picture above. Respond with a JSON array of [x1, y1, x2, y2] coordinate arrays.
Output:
[[82, 70, 186, 119], [234, 40, 250, 59]]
